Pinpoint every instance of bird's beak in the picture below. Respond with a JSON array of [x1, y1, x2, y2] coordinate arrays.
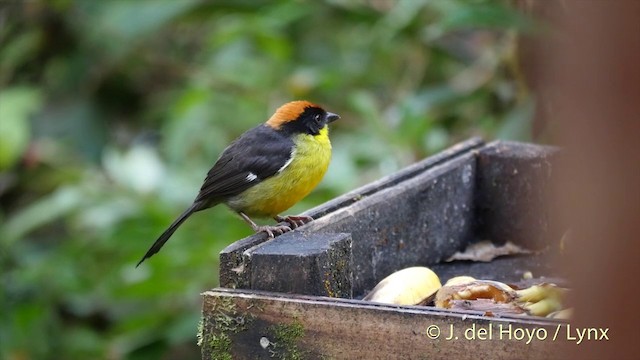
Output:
[[326, 112, 340, 123]]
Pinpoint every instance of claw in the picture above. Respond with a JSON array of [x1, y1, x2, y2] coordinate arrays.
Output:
[[256, 224, 292, 238], [274, 215, 314, 229], [239, 212, 294, 238]]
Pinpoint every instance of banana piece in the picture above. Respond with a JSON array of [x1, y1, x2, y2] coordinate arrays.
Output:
[[363, 267, 441, 305], [524, 297, 563, 317], [516, 284, 564, 302], [444, 276, 476, 286], [516, 284, 567, 317]]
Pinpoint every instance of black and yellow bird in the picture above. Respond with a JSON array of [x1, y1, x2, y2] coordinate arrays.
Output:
[[137, 100, 339, 266]]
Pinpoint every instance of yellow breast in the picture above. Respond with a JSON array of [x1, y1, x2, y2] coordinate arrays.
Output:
[[233, 126, 332, 217]]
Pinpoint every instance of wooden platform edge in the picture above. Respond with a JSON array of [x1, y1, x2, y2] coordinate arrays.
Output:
[[200, 288, 566, 359]]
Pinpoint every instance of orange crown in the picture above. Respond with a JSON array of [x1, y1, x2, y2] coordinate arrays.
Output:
[[266, 100, 320, 129]]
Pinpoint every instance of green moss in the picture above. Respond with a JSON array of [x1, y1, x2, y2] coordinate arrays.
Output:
[[212, 297, 252, 333], [209, 333, 232, 360], [323, 278, 335, 298], [268, 320, 306, 360], [322, 247, 351, 298], [246, 299, 265, 312], [200, 297, 254, 359], [197, 318, 204, 347]]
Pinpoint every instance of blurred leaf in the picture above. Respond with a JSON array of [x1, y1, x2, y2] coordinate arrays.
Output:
[[33, 99, 107, 162], [166, 312, 201, 343], [496, 98, 534, 141], [439, 3, 537, 33], [414, 86, 459, 109], [0, 30, 42, 84], [112, 1, 197, 37], [377, 0, 430, 39], [162, 90, 226, 164], [424, 126, 450, 153], [348, 91, 385, 135], [76, 195, 139, 232], [2, 302, 52, 358], [449, 50, 499, 93], [103, 145, 166, 194], [0, 87, 41, 169], [86, 0, 200, 45], [2, 186, 84, 245]]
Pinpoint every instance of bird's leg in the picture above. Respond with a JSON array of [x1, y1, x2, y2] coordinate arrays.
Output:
[[274, 215, 314, 229], [239, 212, 291, 238]]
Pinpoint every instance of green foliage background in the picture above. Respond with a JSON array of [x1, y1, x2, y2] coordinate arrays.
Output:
[[1, 0, 535, 358]]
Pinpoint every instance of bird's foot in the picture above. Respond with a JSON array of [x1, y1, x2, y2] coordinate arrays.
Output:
[[274, 215, 314, 229], [239, 212, 293, 238], [255, 224, 292, 238]]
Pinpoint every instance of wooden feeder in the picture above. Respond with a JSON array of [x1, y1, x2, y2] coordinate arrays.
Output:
[[200, 138, 566, 359]]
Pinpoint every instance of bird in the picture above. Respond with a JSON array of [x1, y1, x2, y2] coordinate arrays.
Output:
[[136, 100, 339, 267]]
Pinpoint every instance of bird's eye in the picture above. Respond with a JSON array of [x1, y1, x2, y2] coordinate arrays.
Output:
[[313, 114, 322, 123]]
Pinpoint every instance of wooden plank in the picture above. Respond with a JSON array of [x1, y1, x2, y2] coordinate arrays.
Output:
[[475, 140, 560, 250], [249, 232, 352, 298], [302, 154, 477, 295], [201, 288, 561, 360]]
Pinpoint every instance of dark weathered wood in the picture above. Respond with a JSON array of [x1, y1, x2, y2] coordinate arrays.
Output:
[[249, 232, 352, 298], [475, 141, 560, 250], [304, 137, 485, 219], [430, 253, 556, 285], [303, 153, 477, 295], [201, 288, 563, 360]]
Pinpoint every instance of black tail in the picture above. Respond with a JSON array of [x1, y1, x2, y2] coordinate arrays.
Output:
[[136, 204, 198, 267]]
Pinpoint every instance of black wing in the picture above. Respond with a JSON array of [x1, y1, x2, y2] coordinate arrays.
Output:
[[136, 125, 292, 267], [194, 124, 293, 204]]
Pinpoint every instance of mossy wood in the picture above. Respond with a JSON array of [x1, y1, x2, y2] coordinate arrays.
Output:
[[201, 288, 560, 359]]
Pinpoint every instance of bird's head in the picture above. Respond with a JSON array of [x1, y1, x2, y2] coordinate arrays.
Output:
[[266, 100, 339, 136]]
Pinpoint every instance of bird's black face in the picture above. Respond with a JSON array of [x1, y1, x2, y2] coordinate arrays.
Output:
[[280, 106, 340, 136]]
